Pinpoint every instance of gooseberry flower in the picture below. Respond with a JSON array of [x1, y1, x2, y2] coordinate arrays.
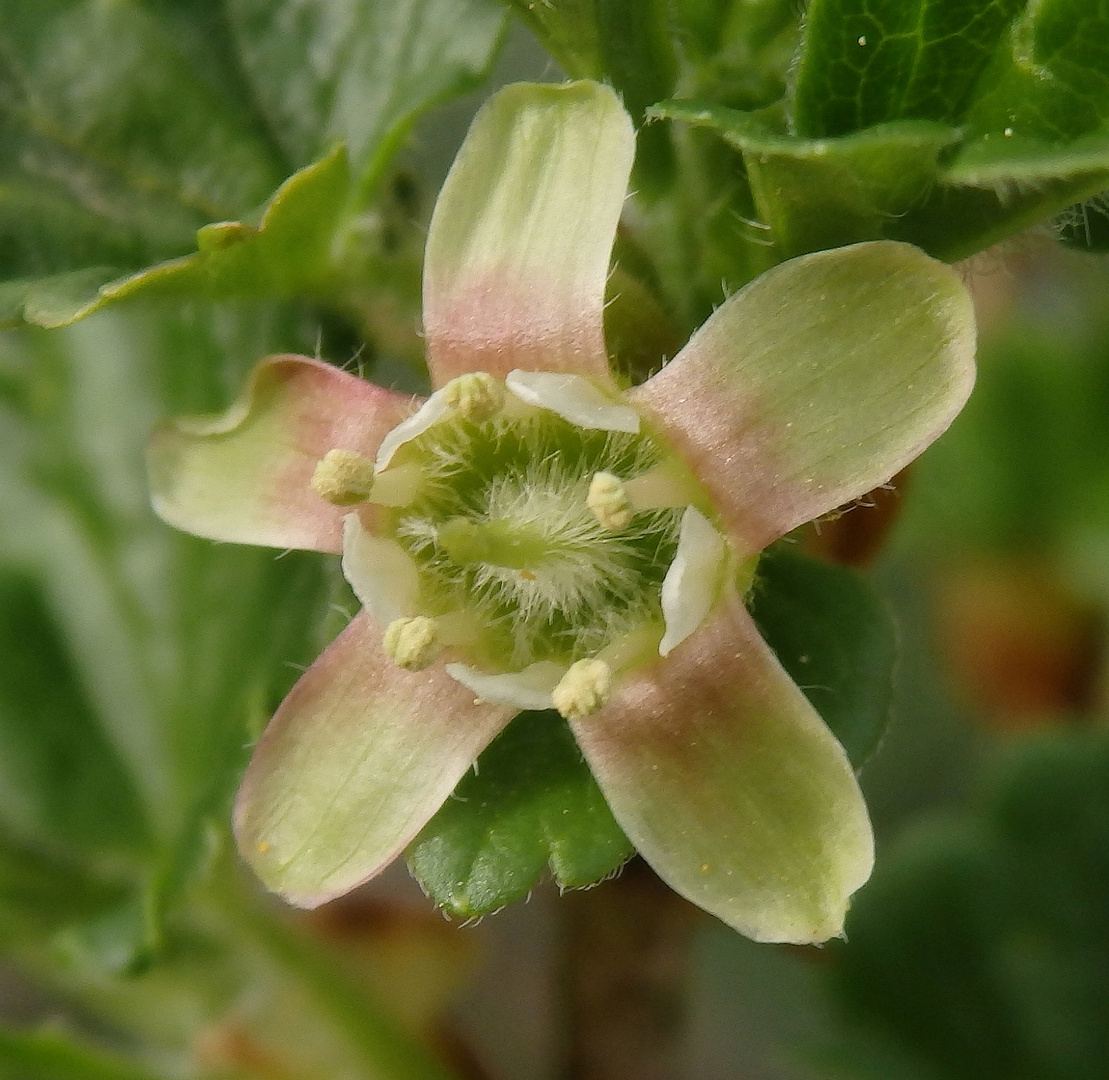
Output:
[[148, 82, 975, 943]]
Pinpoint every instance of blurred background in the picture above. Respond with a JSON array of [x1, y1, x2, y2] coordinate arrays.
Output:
[[2, 4, 1108, 1079]]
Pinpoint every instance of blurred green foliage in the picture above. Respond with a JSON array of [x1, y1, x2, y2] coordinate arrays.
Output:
[[822, 729, 1109, 1080], [0, 0, 506, 329]]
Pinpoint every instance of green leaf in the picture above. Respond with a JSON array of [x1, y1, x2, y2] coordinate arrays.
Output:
[[0, 271, 122, 333], [0, 0, 286, 282], [749, 546, 897, 769], [890, 171, 1109, 261], [502, 0, 677, 188], [596, 0, 678, 188], [407, 711, 634, 919], [926, 0, 1109, 239], [503, 0, 677, 107], [792, 0, 1025, 137], [501, 0, 604, 77], [53, 893, 159, 977], [964, 0, 1109, 145], [654, 96, 1109, 261], [0, 1028, 165, 1080], [228, 0, 507, 199], [650, 100, 959, 257], [2, 1, 507, 327], [681, 0, 801, 110], [0, 571, 149, 857], [671, 0, 736, 63], [4, 148, 353, 330], [666, 1, 1109, 261]]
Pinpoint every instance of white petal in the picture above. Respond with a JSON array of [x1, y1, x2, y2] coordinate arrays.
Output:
[[375, 391, 450, 470], [505, 370, 640, 433], [659, 506, 729, 657], [445, 660, 567, 710], [341, 514, 421, 625]]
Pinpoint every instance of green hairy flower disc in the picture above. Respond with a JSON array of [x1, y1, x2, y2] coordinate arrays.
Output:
[[385, 410, 682, 670]]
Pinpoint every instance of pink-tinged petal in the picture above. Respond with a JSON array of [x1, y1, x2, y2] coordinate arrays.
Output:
[[631, 242, 976, 555], [569, 591, 874, 944], [234, 613, 516, 907], [148, 355, 415, 552], [422, 81, 634, 388]]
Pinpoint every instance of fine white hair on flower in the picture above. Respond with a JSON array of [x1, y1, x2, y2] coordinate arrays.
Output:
[[389, 412, 681, 668]]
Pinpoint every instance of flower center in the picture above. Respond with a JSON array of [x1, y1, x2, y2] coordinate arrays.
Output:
[[315, 371, 729, 717], [389, 408, 682, 671]]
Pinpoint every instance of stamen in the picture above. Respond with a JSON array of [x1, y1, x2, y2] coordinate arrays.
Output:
[[367, 462, 424, 507], [442, 372, 505, 422], [383, 616, 442, 671], [588, 471, 633, 530], [623, 460, 698, 511], [552, 658, 612, 720], [597, 623, 665, 673], [375, 394, 451, 470], [436, 609, 485, 647], [310, 449, 376, 506]]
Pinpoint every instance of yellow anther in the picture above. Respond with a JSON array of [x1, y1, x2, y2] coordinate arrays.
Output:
[[587, 471, 633, 530], [552, 658, 612, 720], [383, 616, 442, 671], [442, 372, 505, 422], [310, 449, 376, 506]]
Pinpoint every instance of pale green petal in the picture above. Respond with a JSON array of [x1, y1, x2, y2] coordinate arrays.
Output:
[[148, 355, 413, 552], [234, 614, 516, 907], [374, 389, 451, 470], [445, 660, 566, 711], [571, 592, 874, 944], [505, 369, 640, 432], [340, 514, 421, 625], [423, 81, 634, 388], [658, 506, 728, 657], [631, 241, 976, 555]]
